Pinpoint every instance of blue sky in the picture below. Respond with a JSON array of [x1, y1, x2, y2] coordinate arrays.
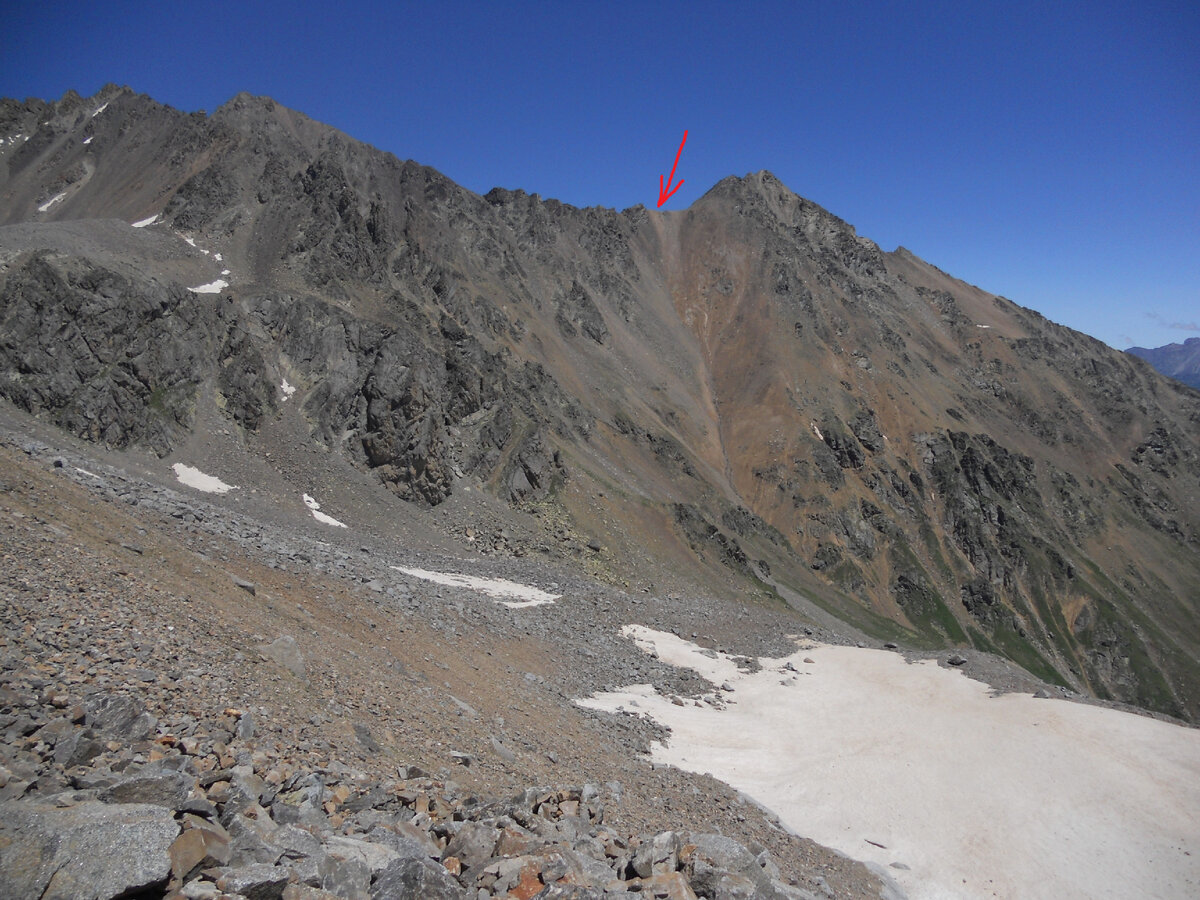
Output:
[[3, 0, 1197, 349]]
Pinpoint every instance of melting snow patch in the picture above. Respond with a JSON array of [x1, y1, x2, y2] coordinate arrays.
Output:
[[976, 324, 992, 329], [390, 567, 559, 608], [37, 192, 67, 213], [91, 101, 109, 118], [280, 379, 296, 400], [303, 494, 347, 528], [172, 463, 237, 494], [188, 279, 228, 294], [578, 626, 1200, 900], [131, 213, 159, 228], [82, 136, 93, 145]]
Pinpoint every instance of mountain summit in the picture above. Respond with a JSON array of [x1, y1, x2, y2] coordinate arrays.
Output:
[[2, 87, 1198, 722]]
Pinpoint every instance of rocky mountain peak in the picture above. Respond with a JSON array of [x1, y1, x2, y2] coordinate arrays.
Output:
[[1, 87, 1198, 727]]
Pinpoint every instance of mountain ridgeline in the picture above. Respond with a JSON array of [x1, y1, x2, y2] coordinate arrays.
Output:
[[1127, 337, 1200, 391], [2, 86, 1198, 721]]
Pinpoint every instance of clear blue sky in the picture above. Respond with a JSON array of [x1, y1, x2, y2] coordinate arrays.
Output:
[[3, 1, 1197, 350]]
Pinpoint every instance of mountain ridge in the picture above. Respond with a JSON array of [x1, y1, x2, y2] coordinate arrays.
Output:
[[1127, 336, 1200, 391], [2, 86, 1198, 723]]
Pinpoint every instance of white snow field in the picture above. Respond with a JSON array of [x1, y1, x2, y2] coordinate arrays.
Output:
[[37, 191, 66, 213], [280, 379, 297, 400], [302, 494, 346, 528], [187, 279, 229, 294], [131, 213, 159, 228], [171, 463, 237, 494], [579, 625, 1200, 900], [390, 567, 559, 608]]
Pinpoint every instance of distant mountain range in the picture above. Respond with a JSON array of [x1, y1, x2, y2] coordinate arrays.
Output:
[[2, 85, 1198, 722], [1127, 337, 1200, 390]]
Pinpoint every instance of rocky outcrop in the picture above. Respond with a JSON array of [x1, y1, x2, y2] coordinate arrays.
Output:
[[0, 252, 220, 454]]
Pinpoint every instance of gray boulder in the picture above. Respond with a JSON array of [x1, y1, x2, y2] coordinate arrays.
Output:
[[262, 635, 307, 679], [84, 693, 157, 742], [99, 768, 195, 807], [0, 799, 178, 900], [215, 863, 292, 900], [371, 856, 466, 899]]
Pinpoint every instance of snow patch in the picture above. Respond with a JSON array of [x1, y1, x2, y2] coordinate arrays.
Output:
[[303, 494, 347, 528], [280, 379, 296, 400], [172, 463, 237, 494], [91, 101, 109, 118], [37, 191, 67, 213], [187, 279, 229, 294], [976, 324, 992, 329], [810, 421, 824, 441], [390, 567, 559, 608], [131, 213, 159, 228], [82, 136, 93, 145], [578, 627, 1200, 900]]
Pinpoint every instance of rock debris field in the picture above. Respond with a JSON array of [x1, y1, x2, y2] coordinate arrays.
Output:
[[0, 419, 887, 899], [1, 410, 1197, 899]]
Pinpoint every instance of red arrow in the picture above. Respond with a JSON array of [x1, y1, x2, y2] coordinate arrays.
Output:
[[657, 129, 688, 207]]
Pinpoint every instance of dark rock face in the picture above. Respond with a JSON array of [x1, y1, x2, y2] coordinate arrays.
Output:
[[2, 86, 1199, 721], [0, 252, 219, 454]]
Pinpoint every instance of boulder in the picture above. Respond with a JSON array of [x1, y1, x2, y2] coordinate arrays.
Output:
[[0, 799, 178, 900], [371, 856, 466, 899], [262, 636, 306, 679]]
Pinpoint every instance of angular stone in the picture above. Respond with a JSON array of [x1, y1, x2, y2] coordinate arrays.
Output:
[[632, 830, 681, 877], [232, 575, 257, 595], [170, 824, 232, 880], [507, 862, 545, 900], [324, 834, 400, 874], [85, 694, 156, 741], [262, 636, 306, 678], [494, 824, 536, 858], [225, 808, 283, 866], [441, 820, 499, 871], [366, 823, 442, 860], [216, 863, 291, 900], [371, 856, 467, 899], [319, 854, 371, 900], [271, 823, 326, 860], [52, 728, 105, 768], [0, 799, 178, 900], [100, 769, 195, 807]]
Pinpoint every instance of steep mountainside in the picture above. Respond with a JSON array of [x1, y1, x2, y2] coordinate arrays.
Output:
[[2, 86, 1199, 722], [1128, 337, 1200, 390]]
